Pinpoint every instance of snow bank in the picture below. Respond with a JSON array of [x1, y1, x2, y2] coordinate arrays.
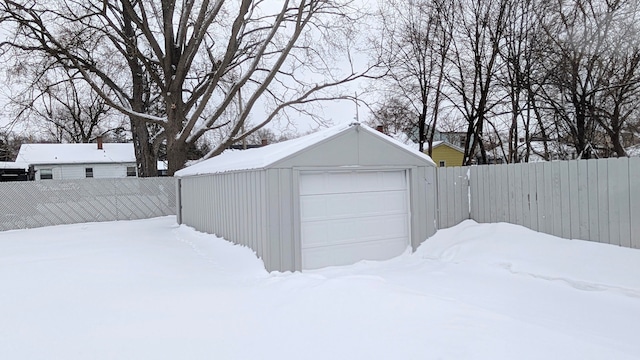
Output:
[[416, 220, 640, 294]]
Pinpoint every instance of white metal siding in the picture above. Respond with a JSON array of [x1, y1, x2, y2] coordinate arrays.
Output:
[[299, 170, 410, 269], [179, 171, 271, 267], [34, 163, 136, 180]]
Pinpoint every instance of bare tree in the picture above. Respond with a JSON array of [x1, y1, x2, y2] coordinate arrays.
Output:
[[1, 0, 376, 175], [7, 65, 121, 143], [372, 0, 454, 153], [445, 0, 511, 164], [535, 0, 640, 159], [497, 0, 541, 162], [367, 95, 419, 141]]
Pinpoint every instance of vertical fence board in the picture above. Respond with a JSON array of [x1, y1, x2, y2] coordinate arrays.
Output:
[[614, 158, 631, 248], [495, 165, 505, 222], [478, 166, 488, 223], [520, 164, 530, 229], [568, 161, 580, 239], [477, 166, 484, 222], [490, 165, 499, 223], [483, 165, 492, 223], [446, 168, 456, 226], [538, 162, 550, 233], [426, 166, 438, 233], [437, 170, 447, 227], [470, 166, 479, 221], [449, 168, 457, 226], [485, 165, 493, 223], [607, 160, 621, 246], [576, 160, 589, 240], [547, 161, 562, 236], [629, 158, 640, 249], [528, 163, 539, 230], [559, 161, 572, 239], [502, 164, 510, 222], [619, 158, 632, 248], [457, 167, 468, 223], [597, 160, 611, 244], [512, 164, 522, 226], [586, 160, 600, 242]]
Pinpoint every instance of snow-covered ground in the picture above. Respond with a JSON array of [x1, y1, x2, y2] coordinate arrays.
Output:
[[1, 217, 639, 359]]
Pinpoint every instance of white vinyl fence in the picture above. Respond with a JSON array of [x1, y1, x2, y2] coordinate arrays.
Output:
[[436, 157, 640, 248], [435, 166, 470, 228], [0, 178, 176, 231]]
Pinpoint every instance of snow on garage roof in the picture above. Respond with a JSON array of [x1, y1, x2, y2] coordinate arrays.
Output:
[[16, 143, 136, 165], [176, 123, 435, 177]]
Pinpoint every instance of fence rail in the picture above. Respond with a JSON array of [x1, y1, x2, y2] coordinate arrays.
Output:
[[437, 157, 640, 249], [0, 178, 176, 231]]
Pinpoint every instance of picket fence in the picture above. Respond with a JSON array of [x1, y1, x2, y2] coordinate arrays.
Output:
[[436, 157, 640, 249], [0, 178, 176, 231]]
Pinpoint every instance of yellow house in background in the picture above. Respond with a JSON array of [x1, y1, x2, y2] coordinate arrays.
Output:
[[429, 141, 464, 167]]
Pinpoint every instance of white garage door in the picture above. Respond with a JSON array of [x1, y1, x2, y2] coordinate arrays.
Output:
[[299, 170, 410, 269]]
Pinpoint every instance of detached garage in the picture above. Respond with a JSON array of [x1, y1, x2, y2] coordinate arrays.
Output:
[[175, 123, 437, 272]]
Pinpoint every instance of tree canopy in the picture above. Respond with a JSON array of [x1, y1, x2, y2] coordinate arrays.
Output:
[[1, 0, 374, 175]]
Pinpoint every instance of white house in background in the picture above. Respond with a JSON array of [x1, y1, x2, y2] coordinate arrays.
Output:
[[16, 138, 137, 180]]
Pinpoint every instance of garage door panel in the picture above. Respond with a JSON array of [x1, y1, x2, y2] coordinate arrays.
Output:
[[300, 191, 407, 221], [299, 172, 355, 195], [299, 171, 406, 196], [302, 237, 409, 269], [302, 214, 408, 248], [300, 170, 410, 270]]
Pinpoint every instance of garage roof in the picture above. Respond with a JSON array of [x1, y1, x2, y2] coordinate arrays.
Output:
[[176, 123, 435, 177]]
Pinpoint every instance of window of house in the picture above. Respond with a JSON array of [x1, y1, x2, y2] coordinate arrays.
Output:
[[85, 167, 94, 178], [126, 166, 137, 177], [40, 168, 53, 180], [439, 160, 446, 167]]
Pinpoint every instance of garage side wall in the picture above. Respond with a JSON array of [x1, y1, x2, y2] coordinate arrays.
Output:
[[265, 168, 298, 272], [412, 166, 438, 248], [179, 171, 270, 265]]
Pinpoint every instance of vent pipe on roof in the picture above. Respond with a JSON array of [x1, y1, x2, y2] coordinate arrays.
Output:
[[97, 136, 103, 150], [261, 138, 268, 146], [376, 125, 384, 134]]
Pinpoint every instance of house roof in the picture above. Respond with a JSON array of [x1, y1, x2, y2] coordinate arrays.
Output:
[[432, 141, 465, 153], [0, 161, 29, 170], [16, 143, 136, 165], [176, 123, 435, 177]]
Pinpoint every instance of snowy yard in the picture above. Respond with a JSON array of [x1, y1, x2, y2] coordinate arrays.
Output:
[[1, 216, 639, 359]]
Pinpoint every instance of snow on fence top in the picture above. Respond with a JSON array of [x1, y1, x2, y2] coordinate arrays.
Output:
[[175, 123, 435, 177]]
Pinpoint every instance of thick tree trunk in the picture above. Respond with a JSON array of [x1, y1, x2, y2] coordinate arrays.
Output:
[[166, 141, 189, 176], [418, 104, 427, 153], [123, 1, 157, 177], [130, 117, 157, 177]]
